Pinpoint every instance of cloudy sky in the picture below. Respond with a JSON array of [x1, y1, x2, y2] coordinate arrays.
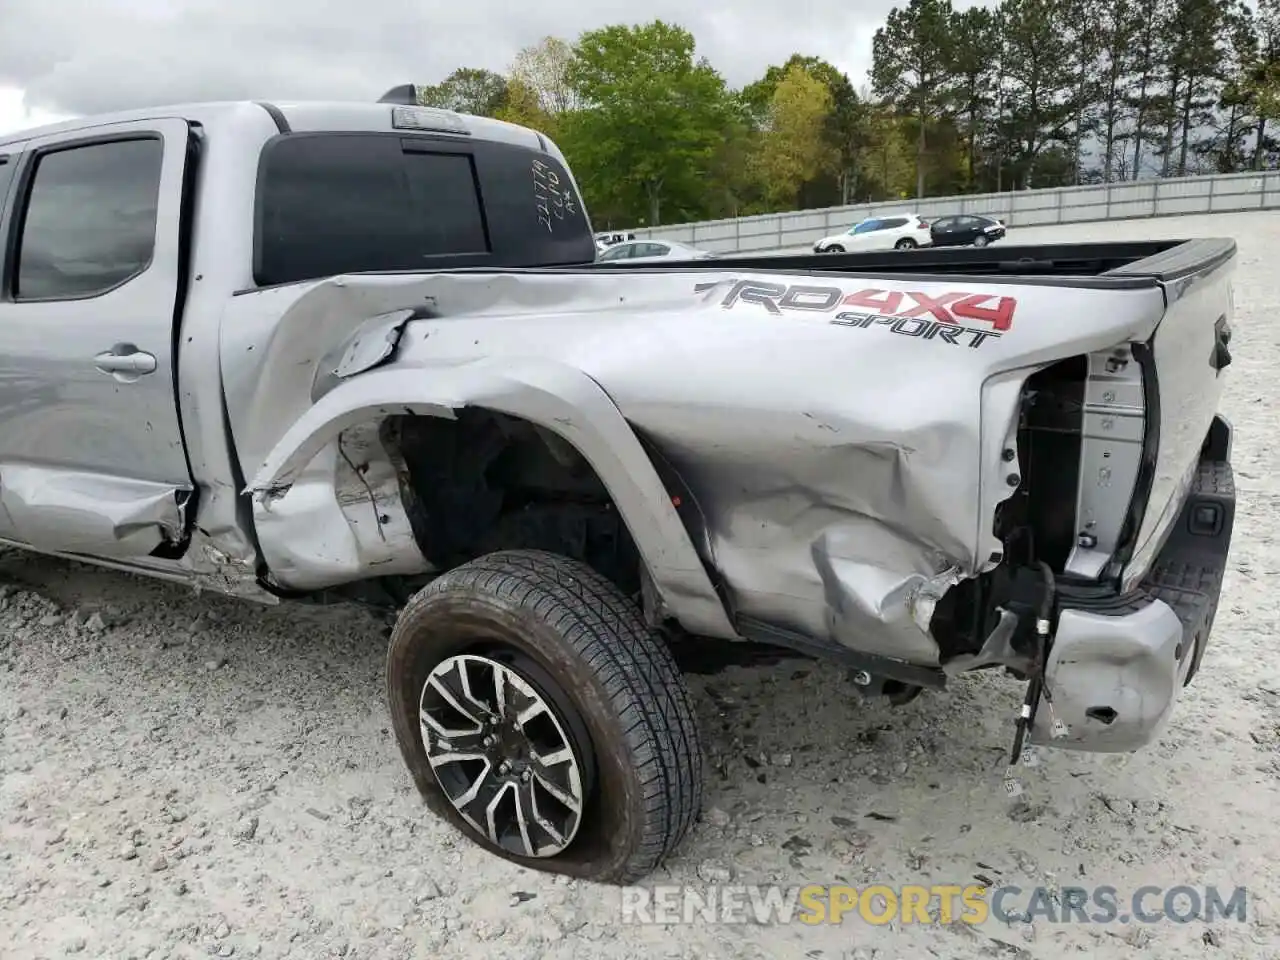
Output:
[[0, 0, 993, 137]]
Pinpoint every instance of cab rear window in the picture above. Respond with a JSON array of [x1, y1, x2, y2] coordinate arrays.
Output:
[[254, 132, 594, 286]]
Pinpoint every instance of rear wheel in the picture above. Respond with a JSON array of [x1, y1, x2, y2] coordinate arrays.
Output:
[[386, 549, 704, 884], [973, 234, 990, 248], [895, 238, 918, 250]]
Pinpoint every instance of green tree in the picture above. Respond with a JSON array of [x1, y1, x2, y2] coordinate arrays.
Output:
[[1246, 0, 1280, 167], [741, 54, 872, 204], [872, 0, 958, 197], [1124, 0, 1167, 177], [1157, 0, 1230, 176], [1063, 0, 1105, 182], [1093, 0, 1142, 180], [563, 20, 732, 226], [750, 64, 834, 208], [1206, 0, 1262, 173], [997, 0, 1079, 187], [704, 96, 767, 218], [947, 6, 999, 188], [860, 113, 915, 198], [492, 77, 557, 136], [511, 36, 580, 115], [416, 68, 508, 116]]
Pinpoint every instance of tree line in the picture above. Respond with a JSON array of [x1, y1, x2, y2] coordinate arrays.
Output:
[[417, 1, 1280, 229]]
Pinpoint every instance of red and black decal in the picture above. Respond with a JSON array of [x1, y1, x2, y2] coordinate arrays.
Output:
[[841, 288, 1016, 332], [830, 311, 999, 349], [695, 278, 1017, 347]]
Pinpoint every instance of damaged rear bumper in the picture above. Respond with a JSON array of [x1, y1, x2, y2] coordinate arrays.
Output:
[[1029, 433, 1235, 752]]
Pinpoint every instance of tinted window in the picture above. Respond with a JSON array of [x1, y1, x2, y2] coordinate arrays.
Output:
[[15, 138, 163, 301], [256, 133, 596, 285], [638, 243, 668, 257], [932, 217, 954, 229], [257, 135, 489, 285], [880, 217, 908, 229]]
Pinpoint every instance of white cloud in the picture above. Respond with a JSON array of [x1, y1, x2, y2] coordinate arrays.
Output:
[[0, 1, 966, 119], [0, 86, 75, 139], [0, 2, 997, 128]]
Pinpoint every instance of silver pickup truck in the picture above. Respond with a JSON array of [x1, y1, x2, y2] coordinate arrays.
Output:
[[0, 89, 1236, 885]]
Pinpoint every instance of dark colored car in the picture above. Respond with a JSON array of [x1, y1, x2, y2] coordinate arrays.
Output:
[[929, 214, 1007, 248]]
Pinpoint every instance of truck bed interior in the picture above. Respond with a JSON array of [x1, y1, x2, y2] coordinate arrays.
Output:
[[591, 238, 1235, 284]]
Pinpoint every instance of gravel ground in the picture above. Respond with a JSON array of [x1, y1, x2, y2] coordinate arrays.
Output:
[[3, 210, 1279, 960]]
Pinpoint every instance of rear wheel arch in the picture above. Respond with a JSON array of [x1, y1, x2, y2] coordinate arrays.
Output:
[[246, 362, 736, 638]]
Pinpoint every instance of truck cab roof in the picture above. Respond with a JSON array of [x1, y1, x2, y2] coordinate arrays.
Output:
[[0, 97, 599, 287], [0, 99, 547, 151]]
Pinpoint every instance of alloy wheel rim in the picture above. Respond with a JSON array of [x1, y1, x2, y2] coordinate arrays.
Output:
[[419, 653, 586, 858]]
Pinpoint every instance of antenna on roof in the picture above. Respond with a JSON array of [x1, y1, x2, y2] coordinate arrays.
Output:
[[377, 84, 419, 106]]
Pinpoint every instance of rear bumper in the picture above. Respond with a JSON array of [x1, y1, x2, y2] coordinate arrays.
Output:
[[1029, 419, 1235, 752]]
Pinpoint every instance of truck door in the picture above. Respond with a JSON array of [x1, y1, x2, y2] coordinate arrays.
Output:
[[0, 118, 195, 559]]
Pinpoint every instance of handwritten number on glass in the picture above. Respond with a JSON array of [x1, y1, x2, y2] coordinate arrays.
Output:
[[533, 159, 577, 234]]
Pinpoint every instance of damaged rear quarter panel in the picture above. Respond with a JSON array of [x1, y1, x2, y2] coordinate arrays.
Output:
[[224, 269, 1166, 663]]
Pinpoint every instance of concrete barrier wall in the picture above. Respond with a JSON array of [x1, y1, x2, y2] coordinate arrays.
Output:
[[626, 170, 1280, 253]]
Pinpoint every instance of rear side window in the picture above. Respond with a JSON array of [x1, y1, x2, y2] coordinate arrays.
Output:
[[255, 132, 595, 286], [15, 138, 163, 301], [880, 217, 908, 229], [257, 135, 486, 285]]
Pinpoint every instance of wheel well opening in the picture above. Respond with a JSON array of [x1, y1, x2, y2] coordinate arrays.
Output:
[[382, 410, 644, 599]]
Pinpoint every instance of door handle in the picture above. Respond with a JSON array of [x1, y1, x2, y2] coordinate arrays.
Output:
[[94, 345, 157, 381]]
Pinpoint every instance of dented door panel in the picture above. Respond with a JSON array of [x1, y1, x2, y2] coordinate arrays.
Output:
[[0, 118, 194, 558], [0, 465, 187, 558]]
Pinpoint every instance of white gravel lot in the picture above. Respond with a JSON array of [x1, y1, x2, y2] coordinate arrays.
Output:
[[3, 211, 1279, 960]]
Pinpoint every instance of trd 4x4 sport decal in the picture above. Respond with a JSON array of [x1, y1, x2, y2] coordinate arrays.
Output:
[[694, 279, 1017, 349]]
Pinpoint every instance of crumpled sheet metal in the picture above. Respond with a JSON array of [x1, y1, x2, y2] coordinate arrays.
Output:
[[226, 268, 1167, 662], [245, 354, 737, 639], [0, 464, 186, 558]]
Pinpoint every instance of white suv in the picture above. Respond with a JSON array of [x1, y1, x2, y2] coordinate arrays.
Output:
[[813, 213, 933, 253]]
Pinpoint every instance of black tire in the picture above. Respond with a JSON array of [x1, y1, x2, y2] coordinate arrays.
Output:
[[895, 238, 918, 250], [386, 549, 704, 884], [826, 243, 845, 253], [973, 234, 990, 248]]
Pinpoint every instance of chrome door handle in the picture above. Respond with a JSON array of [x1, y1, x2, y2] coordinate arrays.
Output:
[[94, 346, 157, 378], [94, 345, 157, 383]]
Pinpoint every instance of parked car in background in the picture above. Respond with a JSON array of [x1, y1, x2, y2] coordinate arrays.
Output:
[[929, 214, 1008, 248], [595, 239, 716, 263], [594, 231, 636, 252], [813, 213, 932, 253]]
